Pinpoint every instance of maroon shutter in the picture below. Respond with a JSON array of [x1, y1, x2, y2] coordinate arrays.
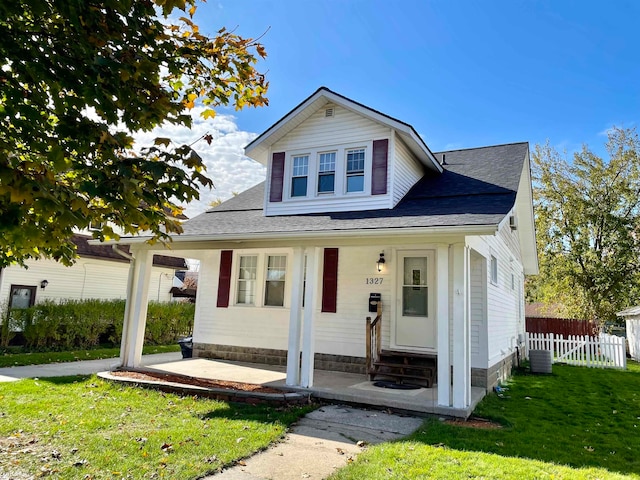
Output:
[[269, 152, 285, 202], [321, 248, 339, 313], [371, 139, 388, 195], [216, 250, 233, 308]]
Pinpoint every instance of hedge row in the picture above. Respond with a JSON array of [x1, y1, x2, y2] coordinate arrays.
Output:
[[0, 299, 194, 350]]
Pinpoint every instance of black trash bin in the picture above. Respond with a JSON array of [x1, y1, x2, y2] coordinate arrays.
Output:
[[178, 336, 193, 359]]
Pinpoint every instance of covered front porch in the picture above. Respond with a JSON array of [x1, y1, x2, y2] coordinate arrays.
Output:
[[116, 233, 488, 418], [135, 356, 486, 418]]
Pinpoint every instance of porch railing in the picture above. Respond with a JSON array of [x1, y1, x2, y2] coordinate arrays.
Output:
[[366, 301, 382, 377]]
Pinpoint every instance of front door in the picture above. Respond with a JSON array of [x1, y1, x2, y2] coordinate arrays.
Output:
[[394, 251, 436, 350]]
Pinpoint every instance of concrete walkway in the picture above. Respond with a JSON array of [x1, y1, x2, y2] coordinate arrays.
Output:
[[207, 404, 423, 480], [0, 352, 181, 382]]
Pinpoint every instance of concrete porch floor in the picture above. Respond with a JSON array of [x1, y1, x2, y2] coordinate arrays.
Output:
[[143, 357, 486, 418]]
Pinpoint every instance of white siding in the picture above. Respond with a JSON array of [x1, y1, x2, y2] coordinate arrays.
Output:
[[626, 316, 640, 360], [0, 257, 176, 305], [193, 249, 292, 350], [470, 252, 487, 368], [266, 104, 392, 215], [193, 246, 392, 356], [467, 222, 526, 369], [315, 246, 393, 357], [193, 243, 448, 359], [392, 136, 424, 206]]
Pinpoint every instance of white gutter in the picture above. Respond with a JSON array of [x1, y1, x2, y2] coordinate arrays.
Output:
[[91, 223, 499, 247]]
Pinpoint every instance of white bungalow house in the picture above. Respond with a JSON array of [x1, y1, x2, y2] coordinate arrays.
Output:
[[0, 234, 186, 309], [112, 87, 538, 415]]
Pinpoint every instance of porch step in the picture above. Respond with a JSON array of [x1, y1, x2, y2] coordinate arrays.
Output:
[[369, 350, 437, 388]]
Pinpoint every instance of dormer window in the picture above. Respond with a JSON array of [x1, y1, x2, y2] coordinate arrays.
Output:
[[291, 155, 309, 197], [346, 148, 365, 193], [318, 152, 336, 194]]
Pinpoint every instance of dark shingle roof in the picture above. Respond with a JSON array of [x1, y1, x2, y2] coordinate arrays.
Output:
[[180, 142, 528, 238]]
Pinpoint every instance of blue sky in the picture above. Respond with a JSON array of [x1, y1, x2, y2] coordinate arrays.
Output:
[[162, 0, 640, 215]]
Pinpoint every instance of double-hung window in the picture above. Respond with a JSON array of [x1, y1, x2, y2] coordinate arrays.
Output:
[[318, 152, 336, 194], [490, 255, 498, 285], [237, 255, 257, 304], [265, 255, 287, 306], [346, 148, 365, 193], [291, 155, 309, 197]]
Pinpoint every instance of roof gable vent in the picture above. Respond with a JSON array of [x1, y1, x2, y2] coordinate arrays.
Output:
[[324, 107, 334, 118]]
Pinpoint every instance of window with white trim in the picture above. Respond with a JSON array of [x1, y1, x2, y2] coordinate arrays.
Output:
[[346, 148, 365, 193], [490, 255, 498, 285], [265, 255, 287, 306], [317, 152, 336, 194], [236, 255, 257, 304], [291, 155, 309, 197]]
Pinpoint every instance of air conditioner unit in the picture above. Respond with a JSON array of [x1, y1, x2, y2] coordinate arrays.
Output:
[[509, 215, 517, 230]]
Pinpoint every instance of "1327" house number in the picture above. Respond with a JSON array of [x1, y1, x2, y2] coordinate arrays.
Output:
[[365, 277, 384, 285]]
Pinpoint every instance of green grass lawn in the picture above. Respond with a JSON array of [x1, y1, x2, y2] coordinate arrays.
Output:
[[0, 344, 180, 368], [0, 375, 310, 479], [330, 362, 640, 480]]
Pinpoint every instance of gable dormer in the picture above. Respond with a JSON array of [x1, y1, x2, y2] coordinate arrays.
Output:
[[245, 87, 442, 216]]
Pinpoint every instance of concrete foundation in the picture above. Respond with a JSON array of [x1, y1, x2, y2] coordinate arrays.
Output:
[[471, 351, 519, 390]]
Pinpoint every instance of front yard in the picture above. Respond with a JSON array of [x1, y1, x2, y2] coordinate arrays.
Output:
[[330, 362, 640, 479], [0, 375, 309, 479], [3, 360, 640, 479]]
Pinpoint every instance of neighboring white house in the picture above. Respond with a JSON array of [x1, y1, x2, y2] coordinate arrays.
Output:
[[110, 87, 538, 416], [617, 306, 640, 360], [0, 234, 186, 309]]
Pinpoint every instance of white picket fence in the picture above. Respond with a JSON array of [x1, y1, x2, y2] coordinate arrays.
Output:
[[526, 332, 626, 369]]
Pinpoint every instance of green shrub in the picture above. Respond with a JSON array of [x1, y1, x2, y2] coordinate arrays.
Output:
[[4, 299, 193, 351], [146, 301, 195, 344]]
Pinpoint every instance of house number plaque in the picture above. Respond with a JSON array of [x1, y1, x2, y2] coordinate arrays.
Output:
[[365, 277, 384, 285]]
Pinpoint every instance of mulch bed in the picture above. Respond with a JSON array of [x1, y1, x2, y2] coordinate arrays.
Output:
[[445, 417, 502, 429], [111, 370, 286, 394]]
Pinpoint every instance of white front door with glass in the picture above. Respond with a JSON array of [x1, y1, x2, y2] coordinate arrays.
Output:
[[394, 251, 436, 350]]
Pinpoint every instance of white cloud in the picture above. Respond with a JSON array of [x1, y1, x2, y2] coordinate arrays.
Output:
[[130, 108, 266, 218], [598, 122, 636, 137]]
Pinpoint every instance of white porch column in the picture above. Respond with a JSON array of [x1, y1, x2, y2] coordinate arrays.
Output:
[[286, 247, 305, 386], [300, 247, 320, 388], [451, 244, 471, 409], [120, 247, 153, 368], [436, 244, 451, 407]]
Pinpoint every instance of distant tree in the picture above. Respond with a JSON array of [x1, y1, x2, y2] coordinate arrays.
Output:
[[527, 127, 640, 325], [208, 191, 238, 208], [0, 0, 268, 267]]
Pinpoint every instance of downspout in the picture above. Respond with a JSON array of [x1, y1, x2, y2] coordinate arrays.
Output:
[[112, 245, 133, 261], [113, 245, 134, 368]]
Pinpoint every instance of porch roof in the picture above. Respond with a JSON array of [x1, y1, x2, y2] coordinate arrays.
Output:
[[177, 142, 527, 239]]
